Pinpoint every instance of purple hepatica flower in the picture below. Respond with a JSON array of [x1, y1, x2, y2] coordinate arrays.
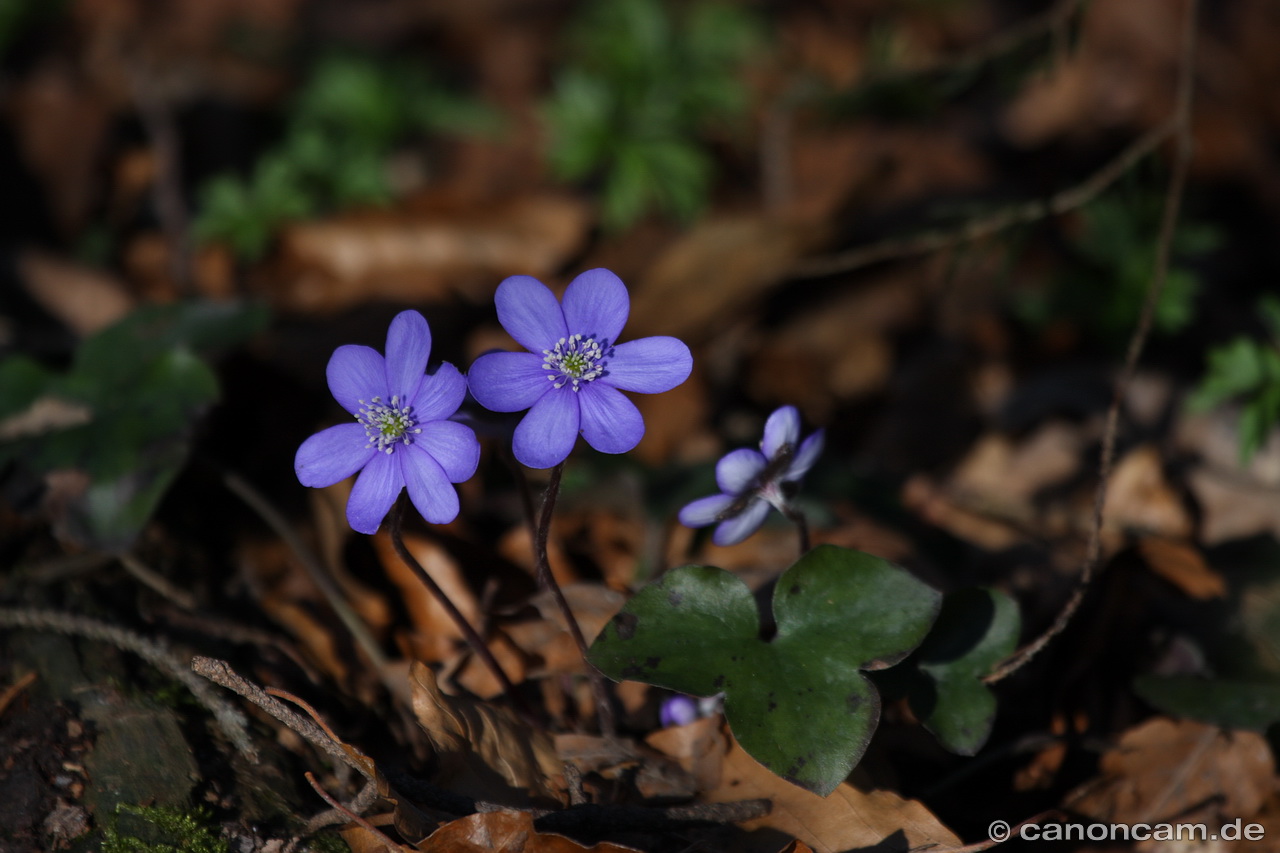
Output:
[[678, 406, 824, 546], [295, 310, 480, 535], [466, 269, 693, 469]]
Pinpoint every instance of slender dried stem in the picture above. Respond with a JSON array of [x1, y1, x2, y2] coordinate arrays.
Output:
[[386, 501, 537, 726], [985, 0, 1200, 684], [532, 463, 616, 737]]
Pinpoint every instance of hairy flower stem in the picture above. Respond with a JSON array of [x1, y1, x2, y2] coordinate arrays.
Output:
[[783, 506, 811, 556], [534, 463, 617, 737], [387, 501, 539, 728]]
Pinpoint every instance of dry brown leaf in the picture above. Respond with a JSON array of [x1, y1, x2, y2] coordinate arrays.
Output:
[[949, 422, 1083, 509], [554, 732, 696, 801], [629, 215, 828, 343], [18, 251, 135, 336], [265, 194, 590, 313], [499, 524, 577, 588], [411, 662, 565, 807], [1105, 446, 1193, 541], [373, 530, 480, 663], [746, 274, 919, 419], [1138, 537, 1226, 600], [901, 475, 1023, 552], [416, 810, 641, 853], [700, 725, 961, 853], [1073, 718, 1274, 826], [644, 714, 728, 792], [775, 842, 815, 853], [340, 823, 415, 853]]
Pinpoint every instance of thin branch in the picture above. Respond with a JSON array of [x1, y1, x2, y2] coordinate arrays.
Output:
[[0, 608, 257, 761], [222, 470, 391, 674], [791, 117, 1176, 280], [986, 0, 1199, 684], [305, 773, 408, 850], [192, 655, 368, 775], [118, 552, 197, 610], [131, 73, 194, 296], [856, 0, 1085, 89]]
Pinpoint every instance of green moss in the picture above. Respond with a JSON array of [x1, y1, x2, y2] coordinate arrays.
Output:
[[101, 804, 227, 853]]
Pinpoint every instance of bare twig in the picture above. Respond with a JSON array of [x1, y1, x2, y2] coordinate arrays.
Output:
[[0, 608, 257, 761], [305, 773, 408, 850], [118, 552, 198, 610], [0, 671, 38, 717], [986, 0, 1200, 684], [791, 117, 1175, 280], [192, 654, 358, 774], [132, 73, 194, 296], [856, 0, 1084, 89], [222, 470, 391, 674]]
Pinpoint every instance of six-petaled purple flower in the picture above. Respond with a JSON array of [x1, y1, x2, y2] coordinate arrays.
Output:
[[678, 406, 824, 546], [295, 310, 480, 534], [466, 269, 693, 469]]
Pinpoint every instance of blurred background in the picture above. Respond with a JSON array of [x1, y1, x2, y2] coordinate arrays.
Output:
[[5, 0, 1280, 850]]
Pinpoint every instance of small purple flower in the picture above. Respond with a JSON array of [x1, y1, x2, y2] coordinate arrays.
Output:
[[295, 310, 480, 534], [660, 695, 699, 728], [466, 269, 693, 469], [678, 406, 824, 546]]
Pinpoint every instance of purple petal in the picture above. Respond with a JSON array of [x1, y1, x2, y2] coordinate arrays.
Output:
[[716, 448, 767, 495], [495, 275, 568, 353], [327, 345, 387, 415], [561, 268, 629, 345], [346, 449, 404, 534], [678, 493, 735, 528], [295, 423, 376, 488], [401, 445, 460, 524], [713, 498, 771, 546], [415, 419, 480, 483], [466, 351, 552, 413], [513, 387, 580, 468], [578, 383, 644, 454], [660, 695, 699, 728], [601, 337, 692, 394], [384, 310, 430, 403], [787, 429, 825, 480], [761, 406, 801, 459], [411, 362, 467, 422]]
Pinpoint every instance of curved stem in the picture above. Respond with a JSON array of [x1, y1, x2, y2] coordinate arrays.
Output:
[[782, 505, 811, 556], [533, 463, 617, 737], [387, 502, 538, 727]]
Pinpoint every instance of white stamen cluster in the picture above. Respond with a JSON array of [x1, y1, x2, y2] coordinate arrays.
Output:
[[357, 395, 421, 453], [542, 334, 606, 391]]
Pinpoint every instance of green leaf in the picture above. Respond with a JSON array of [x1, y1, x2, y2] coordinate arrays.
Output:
[[1135, 675, 1280, 732], [589, 544, 941, 795], [0, 355, 54, 419], [906, 587, 1021, 755]]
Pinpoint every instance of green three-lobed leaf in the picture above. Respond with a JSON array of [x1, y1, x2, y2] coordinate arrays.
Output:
[[589, 544, 941, 795]]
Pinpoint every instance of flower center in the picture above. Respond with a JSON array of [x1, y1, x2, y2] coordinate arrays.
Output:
[[357, 395, 421, 453], [542, 334, 607, 391]]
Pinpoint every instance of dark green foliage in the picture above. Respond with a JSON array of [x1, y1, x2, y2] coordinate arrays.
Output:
[[195, 53, 501, 259], [102, 804, 227, 853], [543, 0, 762, 229], [1017, 190, 1221, 343], [1189, 296, 1280, 463], [590, 545, 942, 795], [902, 587, 1020, 755], [0, 301, 267, 549]]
